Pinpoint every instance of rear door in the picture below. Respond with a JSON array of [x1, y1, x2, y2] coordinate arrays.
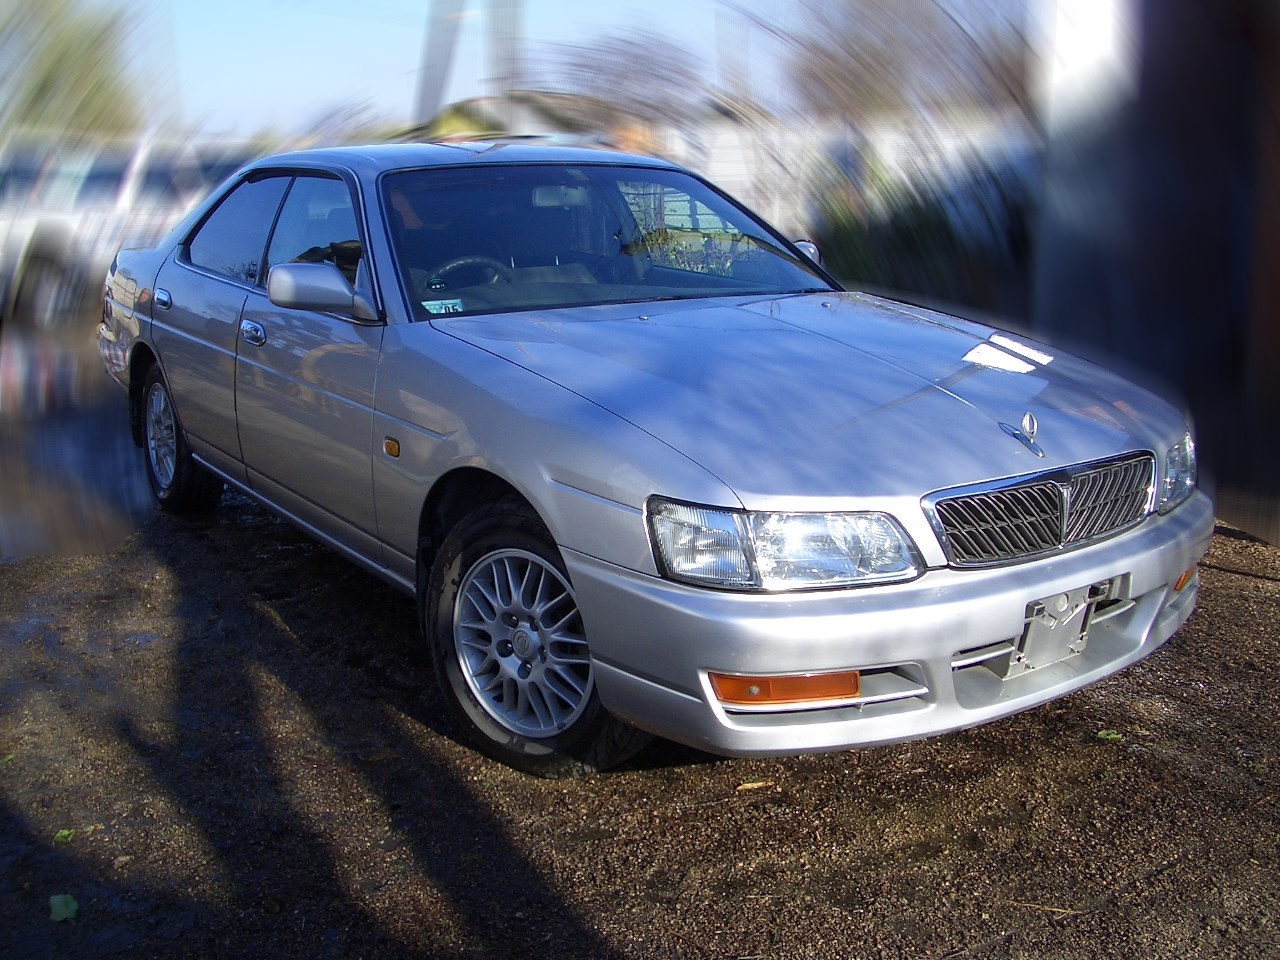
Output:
[[151, 174, 291, 482]]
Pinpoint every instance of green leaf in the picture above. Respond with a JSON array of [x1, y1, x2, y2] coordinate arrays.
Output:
[[0, 754, 14, 765], [53, 829, 76, 845], [49, 894, 78, 922], [1097, 729, 1124, 743]]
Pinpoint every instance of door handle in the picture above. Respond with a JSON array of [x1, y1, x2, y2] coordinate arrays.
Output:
[[154, 288, 172, 309], [240, 319, 266, 347]]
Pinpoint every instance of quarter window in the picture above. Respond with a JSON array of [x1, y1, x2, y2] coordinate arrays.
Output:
[[187, 176, 290, 284]]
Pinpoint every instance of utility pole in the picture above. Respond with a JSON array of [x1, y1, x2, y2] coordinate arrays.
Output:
[[413, 0, 524, 128]]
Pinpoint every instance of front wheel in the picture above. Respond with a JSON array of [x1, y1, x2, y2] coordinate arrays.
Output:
[[425, 498, 650, 777], [141, 364, 224, 513]]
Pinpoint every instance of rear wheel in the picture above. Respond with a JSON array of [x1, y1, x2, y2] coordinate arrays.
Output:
[[425, 497, 650, 777], [141, 364, 223, 513]]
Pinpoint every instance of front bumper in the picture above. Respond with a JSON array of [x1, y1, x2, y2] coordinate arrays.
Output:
[[567, 491, 1214, 756]]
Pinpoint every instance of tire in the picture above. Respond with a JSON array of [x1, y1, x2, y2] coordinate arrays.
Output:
[[424, 497, 650, 778], [141, 364, 224, 513]]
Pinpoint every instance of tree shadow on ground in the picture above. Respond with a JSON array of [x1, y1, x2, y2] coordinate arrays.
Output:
[[9, 492, 633, 958]]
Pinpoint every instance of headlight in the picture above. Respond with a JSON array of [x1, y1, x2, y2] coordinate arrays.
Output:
[[647, 497, 922, 591], [1158, 432, 1196, 513]]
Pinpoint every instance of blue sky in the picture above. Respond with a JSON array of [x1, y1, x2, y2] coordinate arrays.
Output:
[[139, 0, 787, 136]]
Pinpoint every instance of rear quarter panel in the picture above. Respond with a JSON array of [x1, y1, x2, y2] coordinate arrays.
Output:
[[100, 246, 167, 387]]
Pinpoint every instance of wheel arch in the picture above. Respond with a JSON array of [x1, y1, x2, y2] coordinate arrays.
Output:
[[415, 467, 536, 589], [127, 343, 159, 447], [417, 469, 651, 775]]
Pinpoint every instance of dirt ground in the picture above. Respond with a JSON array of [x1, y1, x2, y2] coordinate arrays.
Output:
[[1, 330, 1278, 959]]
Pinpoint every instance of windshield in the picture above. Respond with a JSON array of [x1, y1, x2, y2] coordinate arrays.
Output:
[[382, 163, 833, 319]]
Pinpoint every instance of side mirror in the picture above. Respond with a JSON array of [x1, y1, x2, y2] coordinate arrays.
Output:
[[267, 262, 379, 323], [793, 240, 822, 266]]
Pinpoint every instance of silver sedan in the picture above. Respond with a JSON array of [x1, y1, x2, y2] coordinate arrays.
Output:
[[99, 142, 1213, 777]]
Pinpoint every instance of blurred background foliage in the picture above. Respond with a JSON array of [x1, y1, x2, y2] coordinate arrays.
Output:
[[781, 0, 1036, 317], [787, 0, 1031, 122], [809, 144, 1037, 318], [0, 0, 141, 143]]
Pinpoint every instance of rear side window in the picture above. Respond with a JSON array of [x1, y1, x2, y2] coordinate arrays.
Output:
[[187, 176, 290, 284]]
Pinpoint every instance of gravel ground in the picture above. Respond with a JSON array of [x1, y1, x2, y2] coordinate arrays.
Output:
[[1, 329, 1277, 960]]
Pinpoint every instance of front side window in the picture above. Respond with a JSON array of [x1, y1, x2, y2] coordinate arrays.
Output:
[[265, 175, 362, 284], [187, 175, 290, 284], [382, 164, 832, 319]]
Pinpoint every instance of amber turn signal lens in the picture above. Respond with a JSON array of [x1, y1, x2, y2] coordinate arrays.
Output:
[[709, 670, 861, 706], [383, 437, 401, 458], [1174, 567, 1196, 591]]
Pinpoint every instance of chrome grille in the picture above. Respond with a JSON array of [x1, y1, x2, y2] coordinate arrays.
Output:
[[1065, 456, 1154, 543], [930, 454, 1155, 567]]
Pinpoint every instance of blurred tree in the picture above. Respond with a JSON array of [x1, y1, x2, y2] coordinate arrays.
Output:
[[539, 29, 710, 132], [300, 98, 396, 147], [787, 0, 1031, 123], [0, 0, 140, 142]]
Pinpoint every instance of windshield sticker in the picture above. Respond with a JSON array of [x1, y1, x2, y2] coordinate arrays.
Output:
[[421, 299, 465, 315]]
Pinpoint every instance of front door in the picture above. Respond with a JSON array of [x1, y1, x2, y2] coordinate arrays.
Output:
[[233, 174, 384, 558]]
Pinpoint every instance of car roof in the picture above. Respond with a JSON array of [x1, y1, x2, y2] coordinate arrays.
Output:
[[244, 140, 684, 178]]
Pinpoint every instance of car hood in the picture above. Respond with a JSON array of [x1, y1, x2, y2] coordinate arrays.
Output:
[[439, 292, 1184, 505]]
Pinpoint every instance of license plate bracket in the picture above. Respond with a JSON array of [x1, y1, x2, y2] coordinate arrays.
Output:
[[1004, 580, 1115, 678]]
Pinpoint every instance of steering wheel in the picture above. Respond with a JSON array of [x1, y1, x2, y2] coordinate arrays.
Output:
[[428, 255, 514, 288]]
